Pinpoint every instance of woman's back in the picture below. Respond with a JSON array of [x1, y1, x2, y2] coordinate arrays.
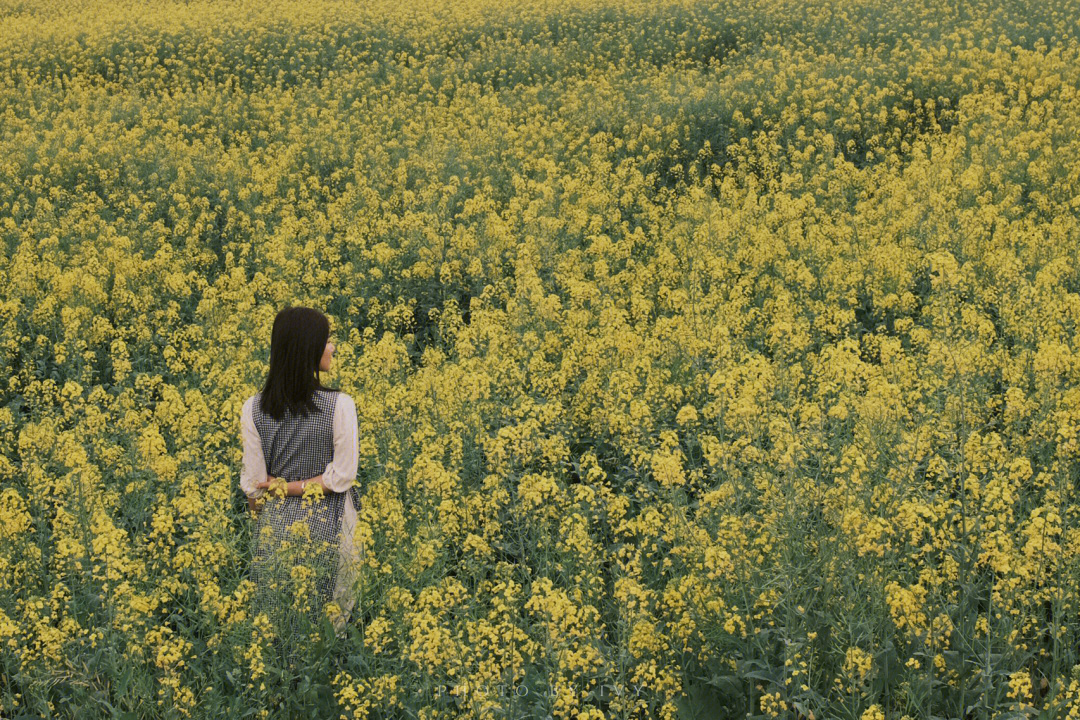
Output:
[[250, 387, 339, 482], [248, 387, 351, 630]]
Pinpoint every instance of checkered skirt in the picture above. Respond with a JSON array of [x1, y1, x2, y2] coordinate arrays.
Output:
[[249, 388, 348, 629]]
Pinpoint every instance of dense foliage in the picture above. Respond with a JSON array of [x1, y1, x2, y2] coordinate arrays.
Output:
[[3, 0, 1080, 717]]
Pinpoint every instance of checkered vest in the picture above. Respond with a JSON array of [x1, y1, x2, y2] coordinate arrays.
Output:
[[251, 388, 338, 481], [250, 387, 351, 623]]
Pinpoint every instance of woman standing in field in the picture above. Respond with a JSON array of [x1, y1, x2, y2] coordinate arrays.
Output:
[[238, 306, 361, 637]]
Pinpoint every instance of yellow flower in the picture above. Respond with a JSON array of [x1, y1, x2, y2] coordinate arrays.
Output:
[[861, 705, 885, 720]]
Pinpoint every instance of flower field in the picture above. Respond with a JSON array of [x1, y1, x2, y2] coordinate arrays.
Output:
[[2, 0, 1080, 717]]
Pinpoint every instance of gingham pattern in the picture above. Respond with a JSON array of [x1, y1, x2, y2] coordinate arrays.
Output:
[[249, 388, 347, 628]]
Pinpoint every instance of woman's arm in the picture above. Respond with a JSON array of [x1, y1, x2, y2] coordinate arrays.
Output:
[[320, 393, 359, 493], [255, 475, 330, 496], [240, 396, 268, 511]]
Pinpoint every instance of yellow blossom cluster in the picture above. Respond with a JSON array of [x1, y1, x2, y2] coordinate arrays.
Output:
[[2, 0, 1080, 717]]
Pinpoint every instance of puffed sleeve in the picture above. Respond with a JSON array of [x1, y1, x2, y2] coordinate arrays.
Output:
[[239, 395, 268, 499], [321, 392, 358, 493]]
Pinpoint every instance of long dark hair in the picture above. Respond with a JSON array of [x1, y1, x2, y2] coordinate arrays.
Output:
[[260, 306, 338, 421]]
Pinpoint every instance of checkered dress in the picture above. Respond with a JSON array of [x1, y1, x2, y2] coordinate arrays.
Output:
[[249, 388, 355, 630]]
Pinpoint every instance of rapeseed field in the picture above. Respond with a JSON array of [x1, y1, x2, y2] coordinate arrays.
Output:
[[2, 0, 1080, 717]]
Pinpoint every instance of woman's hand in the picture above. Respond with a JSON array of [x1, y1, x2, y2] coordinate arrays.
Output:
[[254, 475, 277, 491], [253, 475, 329, 497], [255, 475, 289, 498]]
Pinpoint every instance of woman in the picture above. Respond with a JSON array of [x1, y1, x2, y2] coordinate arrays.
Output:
[[238, 306, 361, 637]]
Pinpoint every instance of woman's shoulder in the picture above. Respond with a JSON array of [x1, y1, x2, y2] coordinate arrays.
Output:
[[240, 392, 260, 424], [322, 388, 355, 412]]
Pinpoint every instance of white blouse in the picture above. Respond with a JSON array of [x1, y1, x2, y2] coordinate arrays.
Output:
[[239, 391, 362, 628]]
